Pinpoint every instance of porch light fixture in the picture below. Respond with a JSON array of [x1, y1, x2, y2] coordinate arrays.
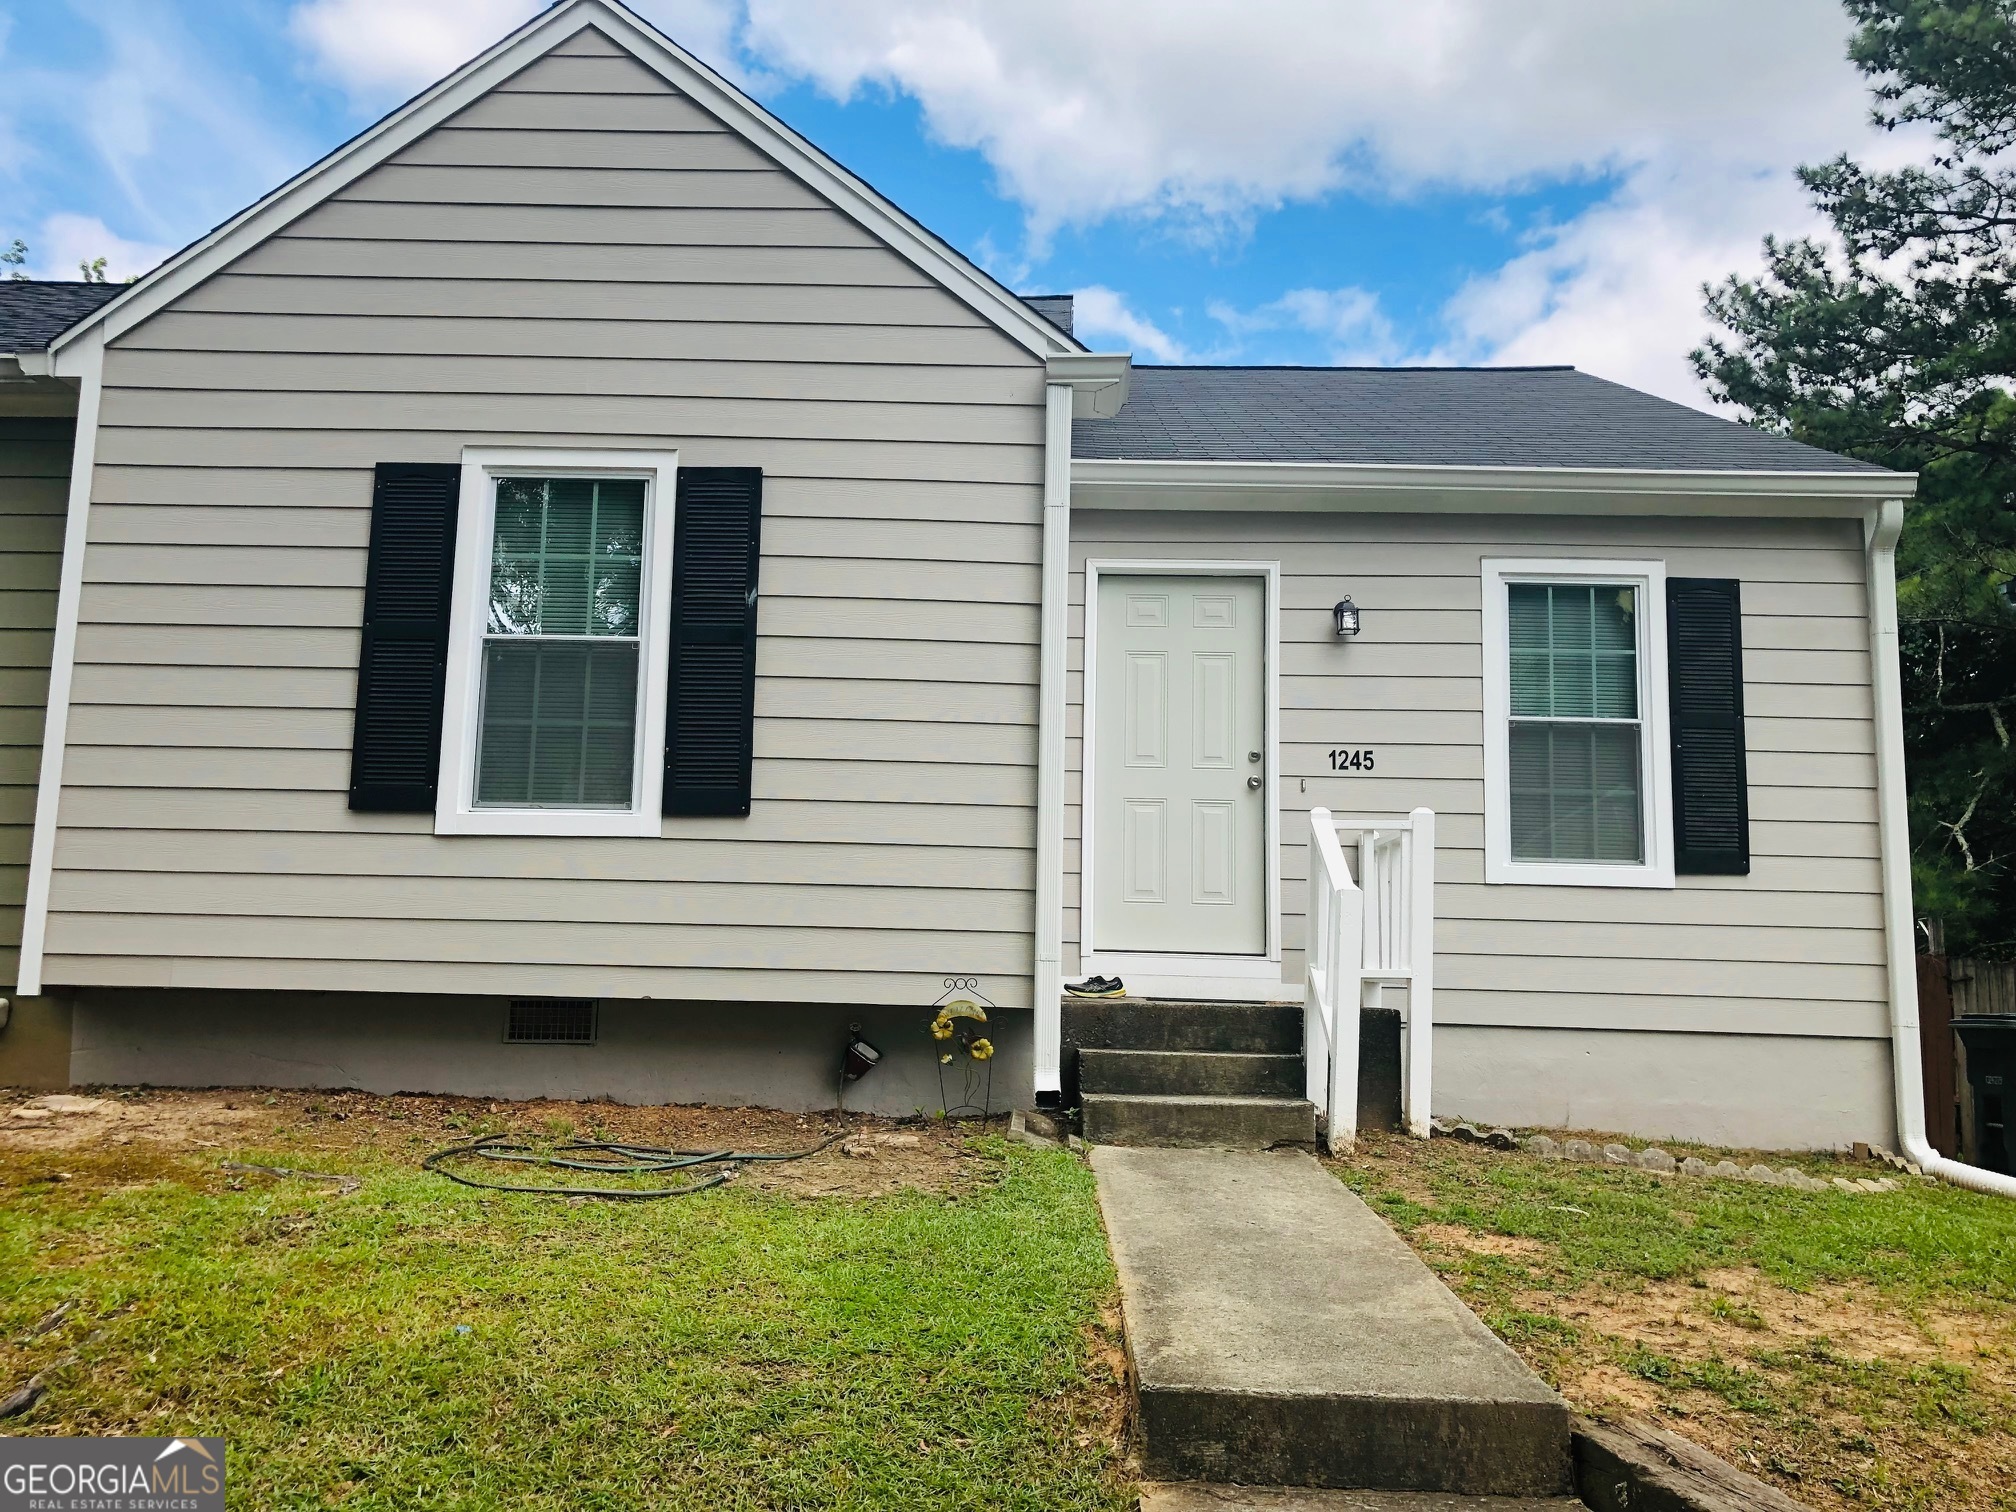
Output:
[[1333, 597, 1361, 638]]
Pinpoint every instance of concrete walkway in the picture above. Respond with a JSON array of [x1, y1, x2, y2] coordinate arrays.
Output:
[[1093, 1146, 1574, 1498]]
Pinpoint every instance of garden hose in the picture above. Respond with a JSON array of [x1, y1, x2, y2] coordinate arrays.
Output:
[[423, 1130, 847, 1200]]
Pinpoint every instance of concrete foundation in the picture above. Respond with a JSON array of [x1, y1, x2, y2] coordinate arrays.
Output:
[[0, 995, 75, 1090], [68, 989, 1031, 1118], [1434, 1024, 1896, 1151]]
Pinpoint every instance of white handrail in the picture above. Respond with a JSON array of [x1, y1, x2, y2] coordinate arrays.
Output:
[[1305, 806, 1437, 1148], [1303, 807, 1364, 1150]]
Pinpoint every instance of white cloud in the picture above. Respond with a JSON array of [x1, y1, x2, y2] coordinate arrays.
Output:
[[289, 0, 742, 100], [30, 213, 173, 284], [737, 0, 1869, 236], [1211, 287, 1398, 366], [732, 0, 1887, 404], [289, 0, 540, 98], [1071, 286, 1190, 363]]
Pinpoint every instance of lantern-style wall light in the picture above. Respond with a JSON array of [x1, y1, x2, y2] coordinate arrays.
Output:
[[1332, 597, 1361, 638]]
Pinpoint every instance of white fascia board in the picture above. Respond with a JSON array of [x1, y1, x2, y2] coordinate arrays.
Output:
[[1070, 457, 1918, 516], [50, 0, 1076, 362], [1046, 353, 1133, 418]]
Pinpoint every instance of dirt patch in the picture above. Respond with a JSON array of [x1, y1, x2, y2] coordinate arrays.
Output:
[[0, 1087, 1001, 1200], [1414, 1222, 1551, 1259], [1545, 1268, 2013, 1370]]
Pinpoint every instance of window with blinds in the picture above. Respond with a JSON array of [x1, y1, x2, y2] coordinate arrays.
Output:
[[474, 476, 645, 810], [1506, 582, 1645, 864]]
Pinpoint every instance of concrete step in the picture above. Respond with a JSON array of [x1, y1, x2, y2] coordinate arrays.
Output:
[[1143, 1486, 1585, 1511], [1094, 1147, 1572, 1495], [1082, 1092, 1316, 1148], [1062, 996, 1303, 1054], [1080, 1047, 1303, 1097]]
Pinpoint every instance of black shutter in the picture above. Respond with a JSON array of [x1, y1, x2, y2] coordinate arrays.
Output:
[[665, 467, 762, 816], [348, 463, 460, 812], [1666, 577, 1750, 875]]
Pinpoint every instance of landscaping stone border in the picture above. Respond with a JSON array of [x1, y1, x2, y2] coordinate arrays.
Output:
[[1429, 1119, 1919, 1195]]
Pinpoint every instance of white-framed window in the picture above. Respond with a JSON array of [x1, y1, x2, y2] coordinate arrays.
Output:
[[436, 448, 678, 837], [1481, 558, 1674, 888]]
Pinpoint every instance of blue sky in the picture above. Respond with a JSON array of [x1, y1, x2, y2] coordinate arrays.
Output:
[[0, 0, 1888, 405]]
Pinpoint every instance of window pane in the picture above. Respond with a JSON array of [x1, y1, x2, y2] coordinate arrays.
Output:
[[476, 641, 639, 809], [1505, 582, 1637, 719], [1508, 722, 1644, 863], [489, 477, 645, 637]]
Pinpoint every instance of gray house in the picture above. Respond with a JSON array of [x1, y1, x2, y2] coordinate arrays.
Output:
[[0, 0, 1934, 1157]]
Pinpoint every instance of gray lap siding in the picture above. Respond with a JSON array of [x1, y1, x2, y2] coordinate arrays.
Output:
[[1065, 510, 1888, 1050], [41, 34, 1047, 1008]]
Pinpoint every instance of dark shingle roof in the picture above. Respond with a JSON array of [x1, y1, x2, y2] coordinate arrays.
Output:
[[1020, 293, 1074, 338], [0, 281, 126, 354], [1073, 365, 1889, 474]]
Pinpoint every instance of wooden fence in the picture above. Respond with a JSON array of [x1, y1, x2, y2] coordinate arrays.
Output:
[[1950, 957, 2016, 1018]]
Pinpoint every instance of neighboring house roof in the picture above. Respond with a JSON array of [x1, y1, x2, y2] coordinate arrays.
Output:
[[0, 282, 125, 354], [1072, 365, 1894, 474], [1020, 294, 1074, 338], [44, 0, 1082, 362]]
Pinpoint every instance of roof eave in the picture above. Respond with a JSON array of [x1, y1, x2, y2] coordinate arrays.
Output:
[[48, 0, 1077, 363], [1070, 457, 1916, 517]]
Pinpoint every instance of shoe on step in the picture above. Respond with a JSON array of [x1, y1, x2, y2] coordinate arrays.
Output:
[[1065, 976, 1126, 998]]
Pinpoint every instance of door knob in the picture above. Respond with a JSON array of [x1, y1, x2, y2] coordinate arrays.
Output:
[[1247, 775, 1263, 790]]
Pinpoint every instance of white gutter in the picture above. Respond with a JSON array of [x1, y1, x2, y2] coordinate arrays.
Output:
[[1072, 456, 1916, 518], [17, 326, 104, 997], [1866, 498, 2016, 1197]]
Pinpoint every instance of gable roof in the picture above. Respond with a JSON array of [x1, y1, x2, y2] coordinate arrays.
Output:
[[44, 0, 1082, 362], [1072, 365, 1895, 474], [0, 282, 124, 356]]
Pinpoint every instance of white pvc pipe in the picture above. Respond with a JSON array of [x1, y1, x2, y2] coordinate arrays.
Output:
[[1865, 499, 2016, 1198]]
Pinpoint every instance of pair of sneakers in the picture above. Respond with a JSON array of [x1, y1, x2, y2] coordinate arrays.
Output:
[[1065, 975, 1126, 998]]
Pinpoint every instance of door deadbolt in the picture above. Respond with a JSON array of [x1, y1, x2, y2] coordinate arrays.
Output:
[[1248, 751, 1262, 762]]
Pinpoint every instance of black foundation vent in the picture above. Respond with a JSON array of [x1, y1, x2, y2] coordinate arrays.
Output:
[[505, 998, 598, 1045]]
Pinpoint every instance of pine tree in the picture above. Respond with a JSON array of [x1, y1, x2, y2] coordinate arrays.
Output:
[[1694, 0, 2016, 954]]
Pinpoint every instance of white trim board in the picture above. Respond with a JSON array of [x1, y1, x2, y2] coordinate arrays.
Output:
[[1077, 558, 1284, 979], [1070, 457, 1917, 518], [45, 0, 1077, 367], [1480, 557, 1675, 889], [438, 448, 678, 838], [17, 328, 104, 995]]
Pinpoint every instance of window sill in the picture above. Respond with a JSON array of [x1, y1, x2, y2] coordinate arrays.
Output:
[[435, 808, 661, 838], [1485, 857, 1674, 889]]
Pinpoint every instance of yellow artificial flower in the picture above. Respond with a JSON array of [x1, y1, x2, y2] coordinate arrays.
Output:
[[969, 1038, 994, 1061], [931, 1018, 955, 1040], [940, 1053, 954, 1064]]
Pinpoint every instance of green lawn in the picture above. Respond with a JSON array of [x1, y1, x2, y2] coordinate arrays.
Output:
[[1, 1119, 1130, 1511], [1338, 1132, 2016, 1511]]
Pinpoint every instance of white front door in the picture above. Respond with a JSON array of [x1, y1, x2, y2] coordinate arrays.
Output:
[[1092, 573, 1267, 956]]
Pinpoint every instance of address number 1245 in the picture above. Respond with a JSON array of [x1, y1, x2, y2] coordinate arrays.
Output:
[[1328, 749, 1375, 771]]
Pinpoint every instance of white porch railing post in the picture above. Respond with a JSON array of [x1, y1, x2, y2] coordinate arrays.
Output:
[[1303, 810, 1332, 1109], [1404, 806, 1436, 1138], [1327, 860, 1364, 1152]]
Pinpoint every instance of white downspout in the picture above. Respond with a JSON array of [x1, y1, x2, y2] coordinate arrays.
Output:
[[1866, 498, 2016, 1197], [1031, 380, 1073, 1095]]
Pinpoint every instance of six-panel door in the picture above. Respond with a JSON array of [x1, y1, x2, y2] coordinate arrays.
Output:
[[1092, 574, 1267, 956]]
